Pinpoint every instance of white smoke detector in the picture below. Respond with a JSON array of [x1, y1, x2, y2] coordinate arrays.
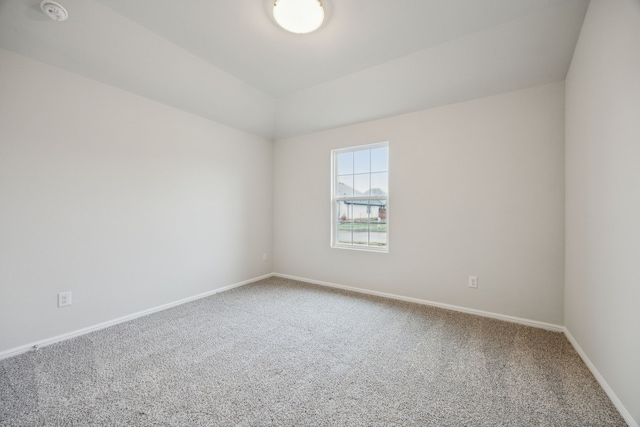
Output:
[[40, 1, 69, 22]]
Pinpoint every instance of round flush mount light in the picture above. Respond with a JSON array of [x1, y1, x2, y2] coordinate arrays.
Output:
[[273, 0, 324, 34], [40, 0, 69, 22]]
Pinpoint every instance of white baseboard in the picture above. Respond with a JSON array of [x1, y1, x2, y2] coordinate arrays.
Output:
[[563, 328, 638, 427], [0, 273, 274, 361], [272, 274, 636, 425], [3, 272, 635, 426], [273, 273, 564, 332]]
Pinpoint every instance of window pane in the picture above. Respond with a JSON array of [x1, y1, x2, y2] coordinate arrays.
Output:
[[336, 175, 354, 196], [352, 226, 368, 245], [338, 200, 352, 221], [371, 147, 388, 172], [337, 203, 353, 244], [337, 152, 353, 175], [337, 223, 353, 245], [369, 199, 387, 247], [370, 172, 388, 196], [353, 173, 370, 196], [351, 203, 369, 222], [369, 220, 387, 246], [357, 201, 371, 246], [354, 149, 370, 174]]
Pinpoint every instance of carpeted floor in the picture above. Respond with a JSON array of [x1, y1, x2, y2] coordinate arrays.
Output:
[[0, 277, 627, 426]]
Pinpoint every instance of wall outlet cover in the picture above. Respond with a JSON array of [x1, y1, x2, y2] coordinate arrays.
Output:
[[58, 291, 72, 307], [469, 276, 478, 289]]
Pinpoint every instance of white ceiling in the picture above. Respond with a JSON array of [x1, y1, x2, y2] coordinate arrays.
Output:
[[0, 0, 589, 139]]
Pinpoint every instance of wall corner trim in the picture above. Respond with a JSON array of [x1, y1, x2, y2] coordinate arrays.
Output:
[[273, 273, 563, 332], [563, 327, 639, 427], [0, 273, 274, 361]]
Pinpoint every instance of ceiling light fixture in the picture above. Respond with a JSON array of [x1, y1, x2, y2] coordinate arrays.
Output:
[[40, 0, 69, 22], [273, 0, 324, 34]]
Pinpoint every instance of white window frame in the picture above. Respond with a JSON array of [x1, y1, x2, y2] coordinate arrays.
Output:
[[331, 142, 389, 253]]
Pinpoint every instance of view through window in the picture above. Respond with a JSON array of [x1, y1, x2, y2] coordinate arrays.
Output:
[[331, 142, 389, 251]]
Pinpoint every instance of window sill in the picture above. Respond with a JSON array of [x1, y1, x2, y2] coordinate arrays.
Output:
[[331, 244, 389, 253]]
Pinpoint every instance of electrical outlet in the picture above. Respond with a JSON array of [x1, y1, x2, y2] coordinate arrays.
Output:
[[263, 253, 268, 262], [58, 291, 72, 307], [468, 276, 478, 289]]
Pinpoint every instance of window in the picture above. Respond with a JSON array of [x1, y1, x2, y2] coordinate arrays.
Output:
[[331, 142, 389, 252]]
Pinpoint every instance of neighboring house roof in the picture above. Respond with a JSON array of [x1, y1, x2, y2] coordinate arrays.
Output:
[[336, 182, 387, 207], [336, 182, 387, 198]]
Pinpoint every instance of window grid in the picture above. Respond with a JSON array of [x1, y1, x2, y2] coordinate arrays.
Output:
[[331, 142, 388, 252]]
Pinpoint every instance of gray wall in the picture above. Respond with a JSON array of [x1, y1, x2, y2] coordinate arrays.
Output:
[[274, 82, 565, 325], [565, 0, 640, 424], [0, 49, 273, 353]]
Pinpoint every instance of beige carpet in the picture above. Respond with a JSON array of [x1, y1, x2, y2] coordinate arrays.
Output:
[[0, 277, 627, 426]]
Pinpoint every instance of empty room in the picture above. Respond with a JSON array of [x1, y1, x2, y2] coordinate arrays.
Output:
[[1, 0, 638, 425]]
